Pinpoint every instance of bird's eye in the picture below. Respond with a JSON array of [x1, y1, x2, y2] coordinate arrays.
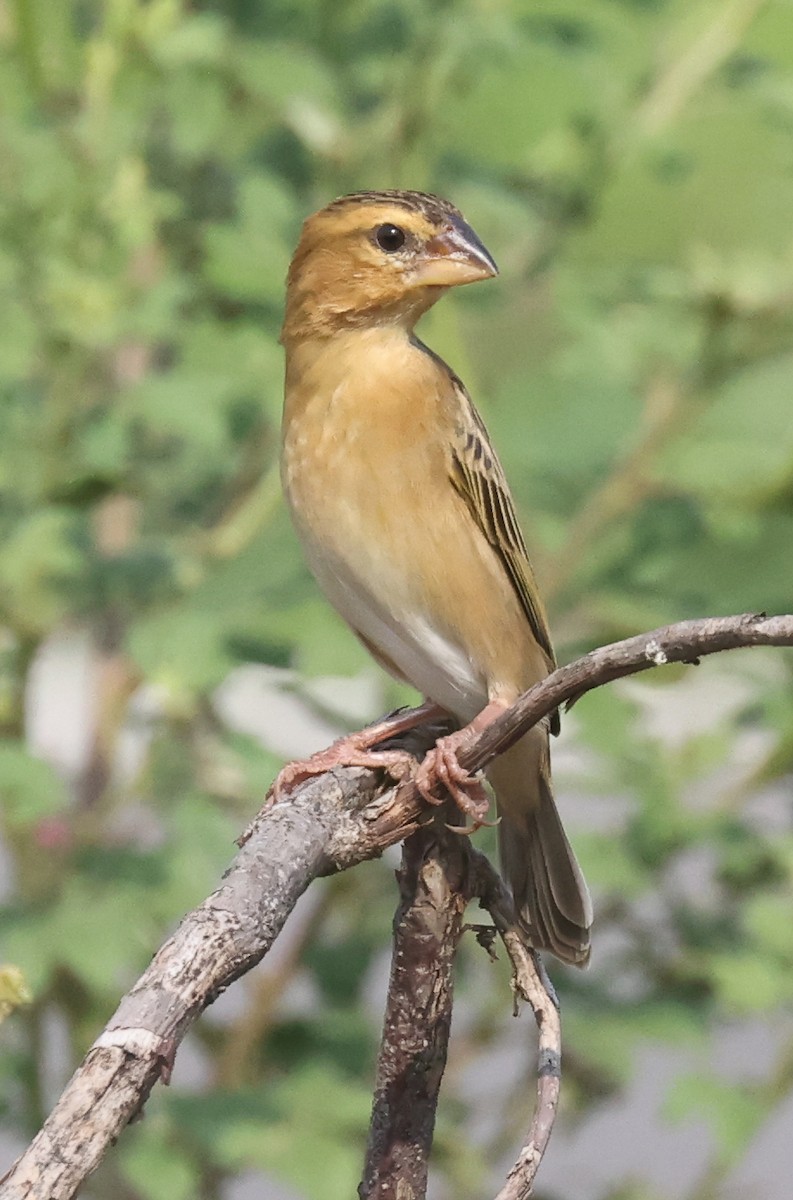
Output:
[[374, 223, 406, 253]]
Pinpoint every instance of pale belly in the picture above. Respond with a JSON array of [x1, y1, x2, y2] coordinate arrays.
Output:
[[295, 512, 489, 723], [283, 417, 490, 721]]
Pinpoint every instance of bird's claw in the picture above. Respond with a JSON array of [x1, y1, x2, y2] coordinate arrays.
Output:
[[445, 814, 501, 836], [415, 729, 493, 828]]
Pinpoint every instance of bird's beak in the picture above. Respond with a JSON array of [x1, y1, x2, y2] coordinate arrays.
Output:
[[410, 217, 499, 288]]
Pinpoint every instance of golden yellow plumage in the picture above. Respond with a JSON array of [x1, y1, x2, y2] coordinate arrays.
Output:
[[279, 190, 592, 965]]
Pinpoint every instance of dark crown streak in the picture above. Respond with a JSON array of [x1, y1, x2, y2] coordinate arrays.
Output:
[[325, 189, 463, 225]]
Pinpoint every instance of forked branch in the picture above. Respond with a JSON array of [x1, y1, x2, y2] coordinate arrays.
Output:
[[2, 612, 791, 1200]]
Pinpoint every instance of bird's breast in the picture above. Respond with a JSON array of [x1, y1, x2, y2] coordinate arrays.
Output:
[[280, 335, 538, 719], [281, 362, 489, 718], [282, 335, 448, 580]]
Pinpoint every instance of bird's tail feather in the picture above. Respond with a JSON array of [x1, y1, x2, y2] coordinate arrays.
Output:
[[488, 731, 592, 967]]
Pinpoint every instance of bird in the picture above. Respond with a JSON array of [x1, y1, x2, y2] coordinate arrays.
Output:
[[278, 188, 592, 966]]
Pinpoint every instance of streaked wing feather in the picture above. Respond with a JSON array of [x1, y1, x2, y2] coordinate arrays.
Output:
[[448, 379, 560, 732]]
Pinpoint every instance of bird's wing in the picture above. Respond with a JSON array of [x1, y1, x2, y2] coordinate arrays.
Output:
[[448, 376, 557, 676]]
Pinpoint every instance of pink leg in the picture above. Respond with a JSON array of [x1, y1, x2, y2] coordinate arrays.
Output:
[[270, 701, 447, 801], [414, 698, 511, 833]]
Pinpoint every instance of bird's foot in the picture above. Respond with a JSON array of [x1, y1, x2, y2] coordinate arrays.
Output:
[[271, 740, 416, 801], [414, 698, 511, 834], [269, 701, 445, 802], [414, 729, 495, 834]]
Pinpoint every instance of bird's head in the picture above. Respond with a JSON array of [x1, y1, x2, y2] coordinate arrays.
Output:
[[282, 190, 498, 342]]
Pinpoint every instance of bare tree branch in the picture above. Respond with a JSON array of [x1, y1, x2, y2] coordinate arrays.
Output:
[[0, 715, 455, 1200], [2, 612, 792, 1200], [360, 824, 471, 1200], [359, 828, 562, 1200], [446, 612, 793, 777], [0, 727, 435, 1200]]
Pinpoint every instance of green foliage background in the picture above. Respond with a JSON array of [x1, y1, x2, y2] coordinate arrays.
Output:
[[1, 1, 793, 1197]]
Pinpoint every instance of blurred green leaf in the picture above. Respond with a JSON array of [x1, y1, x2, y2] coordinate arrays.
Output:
[[119, 1119, 200, 1200], [173, 1066, 370, 1199], [128, 608, 236, 695], [707, 950, 793, 1014], [0, 742, 67, 828], [0, 509, 82, 632], [667, 1072, 765, 1163], [3, 873, 159, 994]]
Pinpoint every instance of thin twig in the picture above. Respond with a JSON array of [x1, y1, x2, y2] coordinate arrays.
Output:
[[436, 613, 793, 778], [471, 854, 562, 1200]]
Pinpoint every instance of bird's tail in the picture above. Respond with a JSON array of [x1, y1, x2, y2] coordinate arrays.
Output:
[[487, 727, 592, 967]]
